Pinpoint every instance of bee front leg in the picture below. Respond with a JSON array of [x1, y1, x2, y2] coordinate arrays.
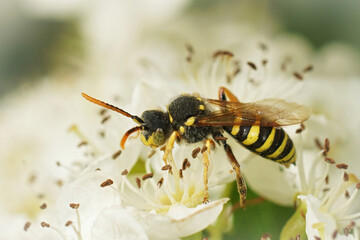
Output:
[[201, 139, 216, 203], [162, 131, 180, 166]]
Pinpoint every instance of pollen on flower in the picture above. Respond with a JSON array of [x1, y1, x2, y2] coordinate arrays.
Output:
[[345, 190, 350, 199], [201, 146, 208, 154], [179, 169, 183, 179], [324, 157, 335, 164], [41, 222, 50, 228], [100, 179, 114, 187], [77, 141, 88, 147], [213, 50, 234, 58], [343, 221, 355, 236], [65, 220, 72, 227], [40, 203, 47, 209], [185, 43, 194, 62], [324, 138, 330, 154], [182, 158, 190, 170], [336, 163, 348, 169], [343, 172, 349, 181], [303, 64, 314, 73], [161, 164, 172, 172], [293, 72, 303, 80], [262, 59, 268, 66], [56, 179, 64, 187], [136, 177, 141, 188], [192, 147, 201, 158], [356, 183, 360, 189], [24, 221, 31, 231], [121, 169, 128, 175], [69, 203, 80, 209], [112, 150, 122, 160], [247, 61, 257, 71], [332, 230, 338, 239], [147, 150, 156, 158], [142, 173, 153, 181], [101, 115, 111, 124], [99, 109, 107, 115], [28, 173, 36, 184], [157, 177, 164, 188]]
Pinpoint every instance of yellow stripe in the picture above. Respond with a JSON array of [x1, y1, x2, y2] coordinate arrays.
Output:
[[242, 125, 260, 145], [199, 105, 205, 110], [231, 125, 240, 135], [231, 117, 242, 136], [255, 128, 276, 152], [276, 145, 295, 163], [267, 134, 288, 158]]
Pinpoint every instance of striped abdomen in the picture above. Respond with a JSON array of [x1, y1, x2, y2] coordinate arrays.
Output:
[[224, 125, 296, 166]]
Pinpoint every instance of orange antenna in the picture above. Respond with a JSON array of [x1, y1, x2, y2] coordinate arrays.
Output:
[[120, 126, 142, 149], [82, 93, 143, 124]]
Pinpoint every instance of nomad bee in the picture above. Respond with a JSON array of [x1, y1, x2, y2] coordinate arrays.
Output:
[[82, 87, 310, 208]]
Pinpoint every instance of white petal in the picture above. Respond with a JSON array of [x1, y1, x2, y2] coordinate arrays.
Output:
[[299, 195, 356, 240], [56, 171, 121, 240], [130, 198, 228, 240], [92, 205, 148, 240]]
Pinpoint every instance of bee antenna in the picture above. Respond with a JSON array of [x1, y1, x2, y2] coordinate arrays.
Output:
[[81, 93, 144, 124], [120, 126, 142, 149]]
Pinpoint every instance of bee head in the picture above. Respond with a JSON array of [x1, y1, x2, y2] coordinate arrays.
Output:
[[139, 110, 172, 148], [81, 93, 172, 149]]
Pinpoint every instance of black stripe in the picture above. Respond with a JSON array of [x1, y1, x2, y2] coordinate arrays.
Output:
[[274, 136, 293, 160], [247, 127, 273, 151], [224, 126, 251, 142], [277, 150, 296, 164], [260, 128, 285, 157], [237, 126, 251, 142]]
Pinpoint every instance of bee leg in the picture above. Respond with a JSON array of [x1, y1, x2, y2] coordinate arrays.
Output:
[[201, 139, 216, 203], [162, 131, 180, 166], [218, 86, 240, 102], [214, 131, 247, 209], [225, 142, 247, 209]]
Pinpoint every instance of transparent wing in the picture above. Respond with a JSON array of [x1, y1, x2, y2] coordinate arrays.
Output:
[[194, 98, 311, 127]]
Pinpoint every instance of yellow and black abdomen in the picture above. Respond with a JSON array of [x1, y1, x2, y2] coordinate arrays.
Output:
[[224, 125, 296, 166]]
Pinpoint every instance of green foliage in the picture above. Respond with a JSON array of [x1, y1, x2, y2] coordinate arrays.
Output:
[[223, 183, 295, 240]]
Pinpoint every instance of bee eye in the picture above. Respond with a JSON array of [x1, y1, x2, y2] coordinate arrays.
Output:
[[153, 128, 165, 145]]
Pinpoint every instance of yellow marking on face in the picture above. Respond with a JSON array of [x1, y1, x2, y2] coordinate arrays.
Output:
[[197, 97, 202, 101], [267, 134, 288, 159], [277, 146, 296, 163], [140, 133, 157, 148], [169, 114, 173, 123], [199, 105, 205, 110], [179, 126, 185, 134], [184, 117, 196, 126], [242, 125, 260, 145], [255, 128, 276, 152], [140, 134, 150, 146]]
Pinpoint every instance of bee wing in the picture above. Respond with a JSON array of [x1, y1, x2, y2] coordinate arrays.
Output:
[[195, 98, 311, 127]]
